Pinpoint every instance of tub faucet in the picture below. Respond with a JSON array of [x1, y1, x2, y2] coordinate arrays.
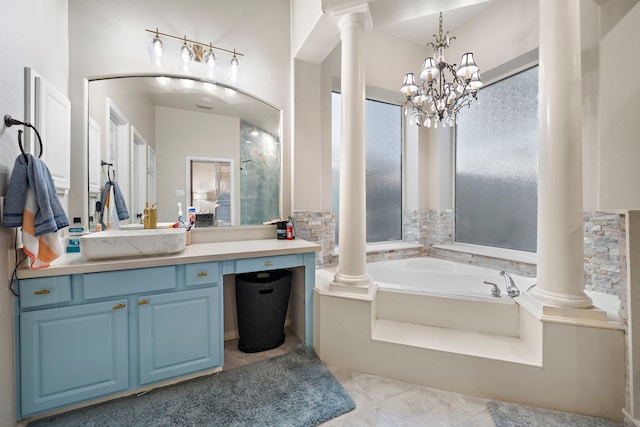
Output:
[[483, 281, 501, 298], [500, 271, 520, 298]]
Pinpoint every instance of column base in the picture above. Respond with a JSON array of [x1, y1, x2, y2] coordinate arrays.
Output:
[[330, 272, 373, 295], [519, 291, 610, 324], [529, 286, 593, 309]]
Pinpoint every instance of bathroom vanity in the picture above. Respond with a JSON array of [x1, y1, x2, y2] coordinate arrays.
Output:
[[14, 239, 319, 419]]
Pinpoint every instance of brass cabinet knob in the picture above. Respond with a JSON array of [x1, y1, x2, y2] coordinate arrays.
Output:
[[33, 289, 51, 295]]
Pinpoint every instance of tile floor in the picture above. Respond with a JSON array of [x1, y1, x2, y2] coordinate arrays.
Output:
[[224, 332, 497, 426]]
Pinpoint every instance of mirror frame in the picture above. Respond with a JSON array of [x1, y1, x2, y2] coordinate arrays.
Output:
[[85, 73, 284, 231]]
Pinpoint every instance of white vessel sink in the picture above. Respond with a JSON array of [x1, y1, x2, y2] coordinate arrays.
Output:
[[79, 228, 186, 260]]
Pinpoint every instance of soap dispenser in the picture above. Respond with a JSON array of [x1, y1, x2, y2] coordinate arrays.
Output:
[[143, 202, 151, 229]]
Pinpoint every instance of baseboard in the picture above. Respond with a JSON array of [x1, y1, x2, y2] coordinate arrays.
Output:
[[622, 408, 640, 427]]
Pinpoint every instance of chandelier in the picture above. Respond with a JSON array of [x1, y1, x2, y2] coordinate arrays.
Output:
[[400, 13, 483, 128]]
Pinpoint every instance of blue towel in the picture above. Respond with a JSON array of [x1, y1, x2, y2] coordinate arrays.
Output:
[[98, 180, 129, 229], [3, 154, 69, 235]]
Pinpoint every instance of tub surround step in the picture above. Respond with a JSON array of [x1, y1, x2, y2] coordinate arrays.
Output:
[[375, 289, 520, 337], [372, 319, 542, 367]]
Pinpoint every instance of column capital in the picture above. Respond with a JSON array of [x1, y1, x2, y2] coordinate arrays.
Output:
[[331, 2, 372, 33]]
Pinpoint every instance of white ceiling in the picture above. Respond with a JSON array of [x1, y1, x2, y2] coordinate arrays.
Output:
[[371, 0, 495, 45], [297, 0, 496, 63]]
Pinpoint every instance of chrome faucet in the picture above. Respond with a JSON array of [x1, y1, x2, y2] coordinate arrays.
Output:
[[500, 271, 520, 298], [483, 281, 501, 297]]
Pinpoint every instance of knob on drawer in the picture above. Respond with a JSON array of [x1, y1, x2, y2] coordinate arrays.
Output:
[[33, 289, 51, 295]]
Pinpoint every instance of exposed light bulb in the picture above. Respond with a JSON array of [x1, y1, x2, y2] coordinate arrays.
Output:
[[179, 37, 194, 72], [229, 51, 240, 82], [147, 29, 165, 67], [204, 44, 217, 78]]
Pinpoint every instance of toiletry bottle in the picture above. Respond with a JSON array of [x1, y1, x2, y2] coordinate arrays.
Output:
[[188, 206, 196, 229], [177, 202, 185, 228], [143, 202, 151, 229], [150, 203, 157, 229], [287, 216, 296, 240], [286, 218, 293, 240]]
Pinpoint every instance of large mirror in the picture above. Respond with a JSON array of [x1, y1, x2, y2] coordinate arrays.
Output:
[[87, 75, 282, 230]]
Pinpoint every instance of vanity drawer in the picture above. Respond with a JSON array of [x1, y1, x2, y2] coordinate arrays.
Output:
[[185, 262, 220, 287], [83, 266, 176, 300], [19, 276, 72, 309], [235, 255, 299, 274]]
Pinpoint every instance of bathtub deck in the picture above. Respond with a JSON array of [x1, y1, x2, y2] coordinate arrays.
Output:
[[372, 319, 542, 367]]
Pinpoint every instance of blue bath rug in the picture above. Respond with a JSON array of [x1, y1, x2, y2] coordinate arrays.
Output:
[[488, 400, 622, 427], [28, 345, 355, 427]]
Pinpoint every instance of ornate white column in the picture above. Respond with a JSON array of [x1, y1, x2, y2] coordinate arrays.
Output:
[[530, 0, 592, 308], [330, 3, 373, 294]]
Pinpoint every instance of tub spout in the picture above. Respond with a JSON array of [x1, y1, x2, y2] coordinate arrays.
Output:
[[500, 271, 520, 298]]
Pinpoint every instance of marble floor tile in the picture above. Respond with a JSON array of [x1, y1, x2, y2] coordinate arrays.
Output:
[[223, 333, 498, 426], [456, 409, 497, 427], [371, 386, 490, 427]]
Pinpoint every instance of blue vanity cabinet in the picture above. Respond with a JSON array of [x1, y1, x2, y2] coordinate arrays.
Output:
[[15, 241, 318, 421], [17, 262, 223, 419], [19, 299, 129, 416], [138, 286, 222, 384]]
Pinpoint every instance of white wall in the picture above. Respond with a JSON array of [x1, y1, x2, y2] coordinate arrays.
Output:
[[68, 0, 291, 224], [0, 1, 68, 424], [597, 1, 640, 209], [293, 59, 324, 210]]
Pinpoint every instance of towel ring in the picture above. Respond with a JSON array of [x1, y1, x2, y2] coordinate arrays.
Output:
[[101, 160, 115, 182], [4, 115, 43, 163]]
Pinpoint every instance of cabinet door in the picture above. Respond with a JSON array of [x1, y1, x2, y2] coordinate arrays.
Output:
[[20, 300, 129, 416], [138, 287, 222, 384], [35, 76, 71, 190]]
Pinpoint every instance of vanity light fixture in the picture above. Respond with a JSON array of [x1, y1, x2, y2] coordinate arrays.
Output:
[[145, 28, 243, 81], [400, 13, 482, 128], [178, 36, 195, 72], [147, 29, 166, 67]]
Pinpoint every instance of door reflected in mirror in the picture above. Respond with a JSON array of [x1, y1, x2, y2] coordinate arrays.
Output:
[[87, 75, 282, 231], [188, 158, 233, 226]]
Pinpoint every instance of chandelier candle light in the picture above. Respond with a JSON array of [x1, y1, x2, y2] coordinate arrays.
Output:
[[146, 28, 243, 81], [400, 13, 482, 128]]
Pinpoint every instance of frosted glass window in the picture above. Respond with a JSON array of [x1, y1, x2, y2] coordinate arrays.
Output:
[[455, 66, 538, 252], [332, 93, 403, 244]]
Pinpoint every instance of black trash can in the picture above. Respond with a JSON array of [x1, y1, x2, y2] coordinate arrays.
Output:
[[235, 269, 292, 353]]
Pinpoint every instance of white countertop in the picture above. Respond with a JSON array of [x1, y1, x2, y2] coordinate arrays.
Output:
[[17, 239, 321, 279]]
